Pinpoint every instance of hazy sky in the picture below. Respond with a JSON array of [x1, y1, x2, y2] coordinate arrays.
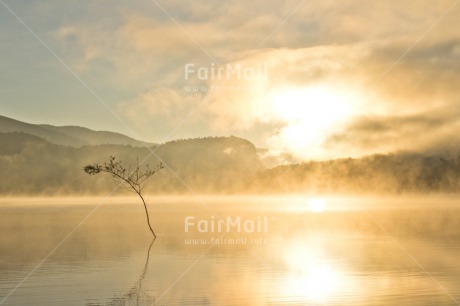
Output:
[[1, 0, 459, 162]]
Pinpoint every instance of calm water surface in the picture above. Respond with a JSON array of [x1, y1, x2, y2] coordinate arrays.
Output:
[[0, 196, 459, 305]]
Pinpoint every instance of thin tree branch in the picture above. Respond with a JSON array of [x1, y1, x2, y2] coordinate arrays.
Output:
[[83, 156, 163, 237]]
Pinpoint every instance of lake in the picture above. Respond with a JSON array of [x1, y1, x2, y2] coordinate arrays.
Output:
[[0, 196, 459, 305]]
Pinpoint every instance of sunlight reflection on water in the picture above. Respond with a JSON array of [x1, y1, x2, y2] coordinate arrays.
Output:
[[0, 196, 459, 305]]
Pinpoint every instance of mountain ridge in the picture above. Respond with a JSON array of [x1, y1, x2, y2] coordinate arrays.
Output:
[[0, 115, 152, 147], [0, 131, 264, 195], [1, 115, 460, 195]]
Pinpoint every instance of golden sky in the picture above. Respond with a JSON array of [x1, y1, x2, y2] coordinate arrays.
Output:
[[1, 0, 459, 162]]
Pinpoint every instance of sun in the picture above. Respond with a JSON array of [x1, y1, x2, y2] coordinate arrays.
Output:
[[269, 85, 355, 126], [308, 197, 326, 212], [268, 84, 361, 159]]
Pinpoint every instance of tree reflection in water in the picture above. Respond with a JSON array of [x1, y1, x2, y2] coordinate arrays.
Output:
[[87, 239, 157, 306]]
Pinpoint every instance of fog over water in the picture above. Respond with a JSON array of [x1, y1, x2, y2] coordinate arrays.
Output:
[[1, 196, 459, 305]]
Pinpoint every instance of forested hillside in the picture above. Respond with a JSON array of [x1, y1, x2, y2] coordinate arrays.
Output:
[[0, 132, 263, 195], [251, 153, 460, 194]]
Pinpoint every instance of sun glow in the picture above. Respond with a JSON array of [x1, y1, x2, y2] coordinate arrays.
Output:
[[270, 86, 355, 125], [268, 84, 362, 159], [284, 263, 342, 301], [281, 245, 349, 303], [308, 197, 326, 212]]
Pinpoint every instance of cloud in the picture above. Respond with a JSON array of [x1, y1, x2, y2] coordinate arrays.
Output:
[[120, 87, 186, 118], [116, 86, 209, 143], [50, 0, 460, 161], [202, 45, 370, 127], [53, 0, 460, 92], [326, 105, 460, 156]]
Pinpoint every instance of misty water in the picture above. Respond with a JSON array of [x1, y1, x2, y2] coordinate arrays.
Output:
[[0, 196, 459, 305]]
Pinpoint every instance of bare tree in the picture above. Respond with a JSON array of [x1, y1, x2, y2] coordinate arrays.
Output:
[[84, 156, 163, 237]]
